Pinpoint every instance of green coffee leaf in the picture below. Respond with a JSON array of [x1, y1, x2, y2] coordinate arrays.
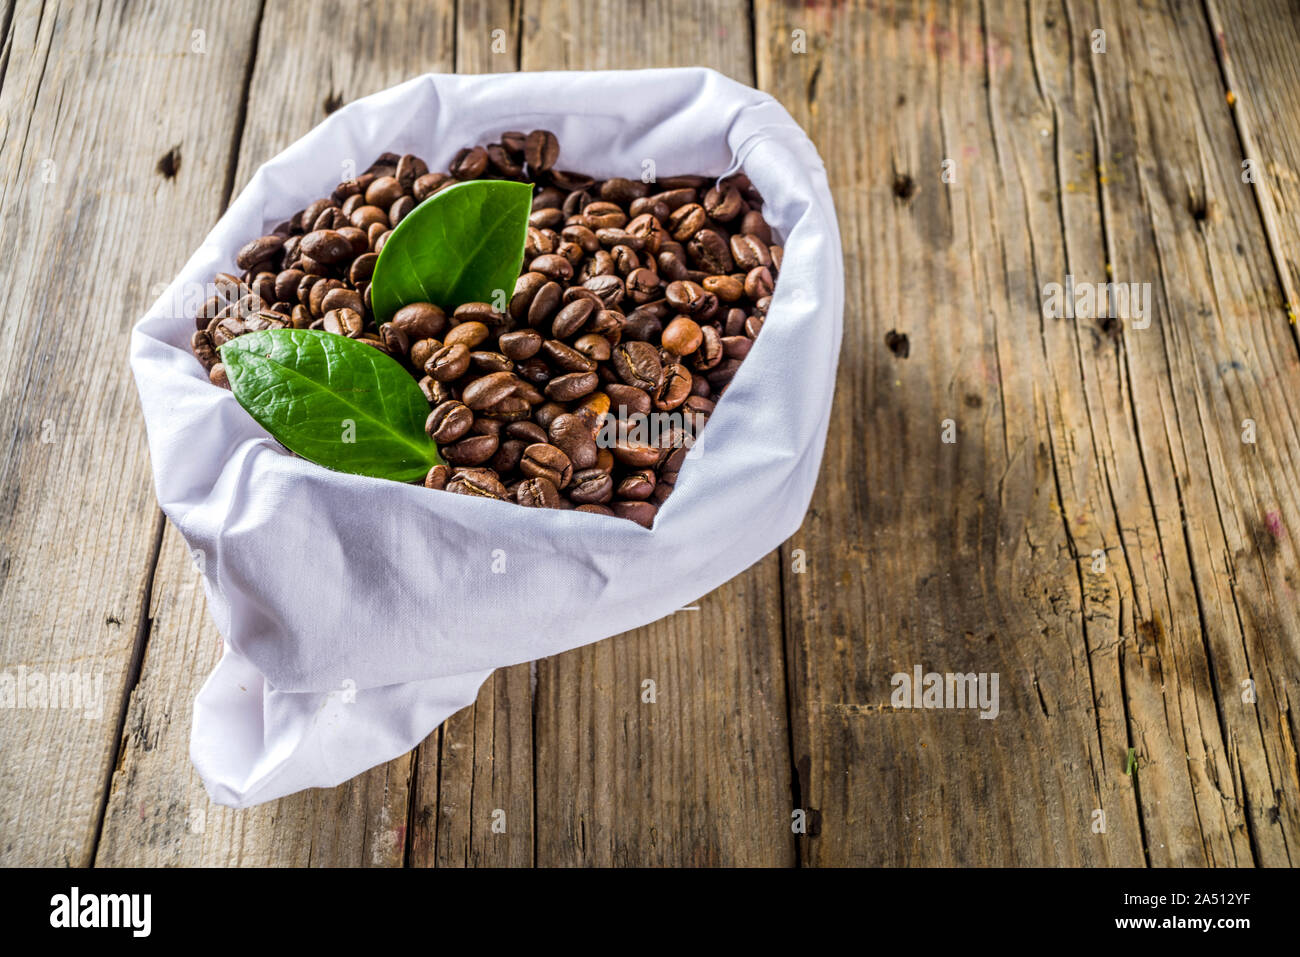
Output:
[[370, 179, 532, 322], [220, 329, 442, 481]]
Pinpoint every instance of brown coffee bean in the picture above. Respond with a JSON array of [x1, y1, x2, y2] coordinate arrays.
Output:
[[605, 383, 651, 417], [744, 265, 774, 300], [573, 333, 612, 362], [426, 400, 474, 443], [389, 195, 415, 225], [745, 314, 765, 338], [617, 469, 656, 501], [688, 229, 734, 275], [428, 342, 471, 381], [449, 146, 489, 179], [568, 468, 613, 504], [613, 500, 657, 528], [350, 205, 389, 230], [525, 130, 560, 172], [498, 328, 542, 361], [653, 363, 692, 411], [703, 184, 744, 222], [191, 330, 218, 369], [541, 339, 595, 373], [389, 302, 445, 340], [323, 307, 365, 337], [562, 223, 600, 253], [321, 286, 364, 315], [409, 338, 442, 370], [575, 503, 614, 515], [548, 414, 598, 470], [444, 321, 490, 349], [446, 467, 508, 499], [472, 351, 513, 373], [236, 235, 284, 270], [509, 272, 548, 321], [551, 298, 596, 339], [740, 209, 772, 243], [413, 172, 451, 202], [462, 371, 529, 414], [545, 371, 599, 402], [531, 253, 573, 281], [517, 476, 562, 508], [668, 203, 707, 240], [731, 233, 772, 270], [661, 316, 703, 355], [274, 268, 305, 303], [520, 443, 572, 488], [209, 362, 230, 388], [527, 280, 563, 328], [706, 358, 743, 390], [442, 432, 499, 466], [365, 176, 403, 208], [423, 464, 452, 490], [454, 301, 509, 327], [722, 335, 753, 359], [612, 340, 662, 391], [380, 322, 409, 356], [703, 274, 744, 302], [301, 229, 352, 264]]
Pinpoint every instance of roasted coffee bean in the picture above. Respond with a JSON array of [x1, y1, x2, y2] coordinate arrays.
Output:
[[722, 335, 753, 359], [568, 468, 614, 504], [703, 184, 744, 222], [605, 383, 651, 417], [390, 195, 415, 225], [423, 464, 452, 490], [520, 443, 572, 488], [573, 333, 612, 362], [691, 324, 723, 371], [730, 233, 772, 270], [450, 146, 489, 179], [661, 316, 703, 355], [389, 302, 445, 340], [301, 229, 352, 264], [413, 172, 450, 201], [551, 298, 596, 339], [744, 265, 774, 300], [583, 274, 624, 308], [668, 203, 707, 240], [527, 280, 563, 328], [548, 414, 598, 470], [351, 205, 389, 230], [706, 358, 743, 390], [499, 328, 543, 360], [517, 476, 561, 508], [365, 176, 404, 208], [321, 286, 364, 315], [500, 420, 547, 445], [612, 340, 662, 390], [740, 209, 772, 243], [744, 313, 765, 338], [531, 253, 573, 281], [428, 342, 471, 381], [444, 321, 490, 349], [192, 330, 218, 369], [541, 339, 595, 373], [323, 307, 365, 337], [454, 302, 509, 327], [525, 130, 560, 172], [562, 223, 600, 253], [409, 338, 442, 370], [236, 235, 284, 270], [688, 229, 734, 274], [617, 469, 656, 501], [724, 307, 748, 337], [379, 322, 410, 356], [654, 363, 692, 411], [612, 500, 657, 528], [462, 371, 530, 416], [487, 142, 524, 178], [472, 350, 513, 373], [442, 432, 499, 466], [703, 274, 744, 302], [209, 363, 230, 388], [489, 438, 527, 474], [274, 268, 305, 303], [426, 400, 474, 443], [545, 371, 599, 402], [446, 467, 508, 499]]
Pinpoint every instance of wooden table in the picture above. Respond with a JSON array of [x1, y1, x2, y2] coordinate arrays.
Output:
[[2, 0, 1298, 867]]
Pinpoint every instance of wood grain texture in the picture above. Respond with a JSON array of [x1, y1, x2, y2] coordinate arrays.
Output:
[[95, 0, 457, 866], [756, 0, 1300, 865], [0, 0, 261, 867], [521, 0, 796, 868]]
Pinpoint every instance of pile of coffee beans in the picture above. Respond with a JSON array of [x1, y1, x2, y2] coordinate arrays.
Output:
[[191, 131, 780, 526]]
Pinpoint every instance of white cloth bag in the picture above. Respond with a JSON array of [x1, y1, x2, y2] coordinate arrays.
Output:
[[130, 69, 843, 807]]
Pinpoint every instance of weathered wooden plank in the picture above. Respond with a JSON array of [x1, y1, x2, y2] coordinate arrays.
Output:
[[0, 0, 262, 867], [406, 0, 537, 869], [520, 0, 796, 868], [95, 0, 457, 866], [758, 0, 1299, 865], [1206, 0, 1300, 332]]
